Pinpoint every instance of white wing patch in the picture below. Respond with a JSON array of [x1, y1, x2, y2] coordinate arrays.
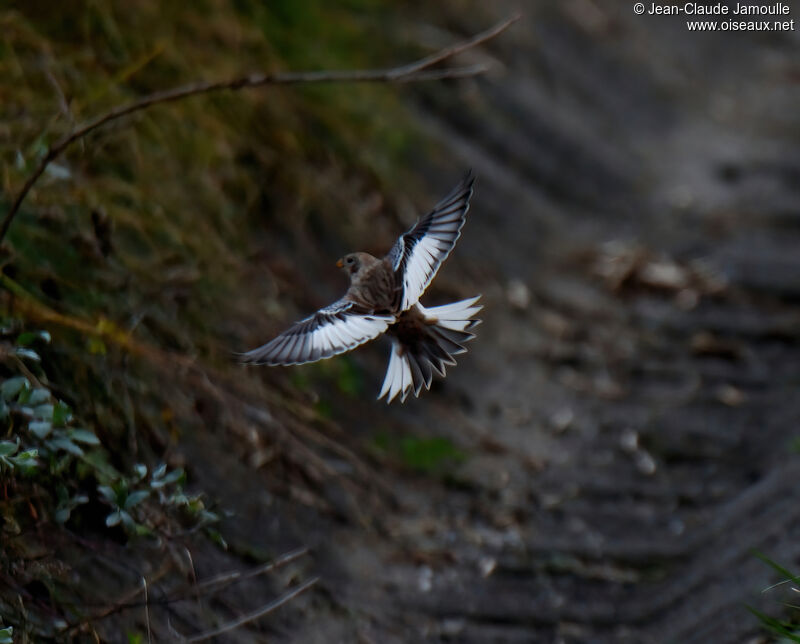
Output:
[[240, 300, 393, 366], [401, 231, 457, 310], [387, 172, 475, 311]]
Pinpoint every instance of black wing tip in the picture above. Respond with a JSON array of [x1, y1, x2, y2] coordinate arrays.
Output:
[[233, 349, 257, 364], [236, 349, 300, 367], [462, 168, 476, 192], [236, 350, 270, 366], [434, 170, 475, 214], [456, 169, 475, 206]]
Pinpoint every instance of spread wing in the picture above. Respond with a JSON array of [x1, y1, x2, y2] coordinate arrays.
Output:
[[239, 298, 394, 366], [386, 171, 475, 311]]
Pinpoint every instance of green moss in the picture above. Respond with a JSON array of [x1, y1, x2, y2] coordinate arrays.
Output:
[[371, 431, 467, 473]]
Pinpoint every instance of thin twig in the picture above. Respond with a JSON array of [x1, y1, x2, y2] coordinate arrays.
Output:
[[142, 577, 152, 644], [41, 55, 73, 125], [10, 354, 44, 390], [177, 577, 319, 643], [186, 546, 310, 598], [0, 14, 519, 245], [387, 13, 519, 78]]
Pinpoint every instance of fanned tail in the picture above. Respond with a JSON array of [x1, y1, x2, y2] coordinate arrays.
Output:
[[378, 296, 482, 403]]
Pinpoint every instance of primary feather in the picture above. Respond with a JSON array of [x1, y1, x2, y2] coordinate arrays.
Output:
[[239, 298, 392, 366]]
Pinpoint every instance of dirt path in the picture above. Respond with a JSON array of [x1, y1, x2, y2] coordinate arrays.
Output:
[[277, 6, 800, 643]]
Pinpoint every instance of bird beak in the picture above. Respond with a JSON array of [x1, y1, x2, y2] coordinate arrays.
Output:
[[336, 259, 343, 268]]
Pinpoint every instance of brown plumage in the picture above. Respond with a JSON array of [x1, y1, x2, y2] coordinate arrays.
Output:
[[240, 171, 482, 403]]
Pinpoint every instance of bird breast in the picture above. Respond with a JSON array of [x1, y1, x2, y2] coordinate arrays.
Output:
[[347, 259, 399, 313]]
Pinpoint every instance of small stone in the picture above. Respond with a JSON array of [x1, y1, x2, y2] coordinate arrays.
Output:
[[635, 450, 657, 476], [668, 518, 685, 536], [478, 556, 497, 578], [418, 565, 433, 593], [639, 261, 688, 290], [507, 278, 531, 311], [550, 407, 574, 433], [620, 428, 639, 453], [675, 288, 699, 310], [716, 384, 746, 407], [440, 618, 466, 636]]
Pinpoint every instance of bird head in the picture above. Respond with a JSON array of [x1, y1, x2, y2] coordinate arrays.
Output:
[[336, 253, 361, 275]]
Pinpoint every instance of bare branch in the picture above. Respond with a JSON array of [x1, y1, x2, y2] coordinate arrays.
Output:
[[0, 15, 519, 245], [176, 577, 319, 643], [187, 546, 310, 598], [387, 13, 520, 79], [395, 63, 490, 83]]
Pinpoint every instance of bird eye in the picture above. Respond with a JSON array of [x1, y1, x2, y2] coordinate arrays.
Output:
[[346, 257, 354, 264]]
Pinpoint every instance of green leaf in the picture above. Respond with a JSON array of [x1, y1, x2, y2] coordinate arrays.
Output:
[[16, 332, 36, 346], [165, 468, 185, 483], [52, 401, 73, 426], [16, 330, 50, 346], [87, 337, 107, 355], [0, 626, 13, 644], [29, 420, 53, 439], [68, 429, 100, 445], [97, 485, 117, 504], [106, 511, 122, 527], [124, 490, 150, 510], [746, 605, 800, 642], [28, 389, 50, 406], [753, 550, 800, 585], [152, 463, 167, 479], [133, 464, 147, 480], [33, 404, 54, 420], [56, 493, 89, 523], [198, 509, 219, 524], [81, 450, 120, 480], [54, 507, 71, 523], [6, 448, 37, 472], [151, 467, 184, 488], [0, 441, 18, 457], [48, 437, 84, 457], [133, 522, 152, 537], [186, 497, 205, 513], [13, 347, 40, 362], [9, 448, 37, 465], [206, 528, 228, 550], [1, 377, 28, 400]]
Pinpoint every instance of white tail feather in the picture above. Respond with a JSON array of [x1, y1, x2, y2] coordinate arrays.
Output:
[[418, 296, 482, 319], [379, 341, 402, 401], [378, 296, 482, 403]]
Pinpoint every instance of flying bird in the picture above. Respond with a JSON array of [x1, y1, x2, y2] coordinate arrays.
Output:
[[240, 171, 482, 403]]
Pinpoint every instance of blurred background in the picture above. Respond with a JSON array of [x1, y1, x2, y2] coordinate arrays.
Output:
[[2, 1, 800, 641]]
